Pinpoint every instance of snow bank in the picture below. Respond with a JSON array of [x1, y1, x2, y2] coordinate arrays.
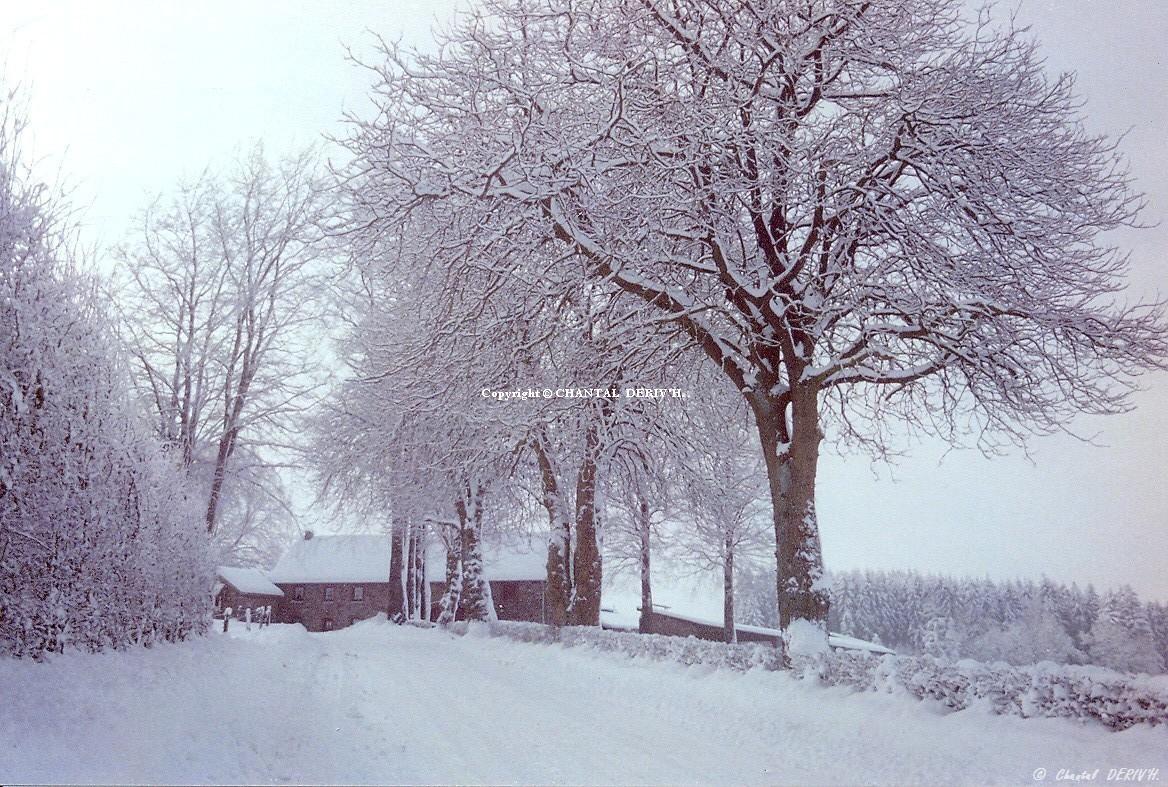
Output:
[[785, 618, 831, 657], [453, 620, 787, 670], [456, 621, 1168, 730]]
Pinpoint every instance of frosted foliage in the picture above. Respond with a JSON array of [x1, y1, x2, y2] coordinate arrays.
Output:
[[337, 0, 1167, 634], [740, 568, 1167, 673], [0, 93, 212, 658], [1086, 587, 1165, 675], [1086, 620, 1164, 676], [966, 600, 1080, 667], [920, 616, 962, 660]]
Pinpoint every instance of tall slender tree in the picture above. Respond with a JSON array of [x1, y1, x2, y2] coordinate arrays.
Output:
[[114, 146, 329, 560]]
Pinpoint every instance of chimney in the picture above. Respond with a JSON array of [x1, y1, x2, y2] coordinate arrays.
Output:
[[303, 530, 314, 540]]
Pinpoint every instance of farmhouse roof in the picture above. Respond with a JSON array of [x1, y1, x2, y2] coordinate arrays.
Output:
[[216, 566, 284, 597], [269, 535, 392, 584]]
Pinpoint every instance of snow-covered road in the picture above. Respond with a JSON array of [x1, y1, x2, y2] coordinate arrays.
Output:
[[1, 620, 1164, 785]]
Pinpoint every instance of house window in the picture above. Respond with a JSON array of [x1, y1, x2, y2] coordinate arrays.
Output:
[[352, 586, 364, 602], [323, 618, 334, 631], [324, 586, 334, 601], [293, 586, 304, 602]]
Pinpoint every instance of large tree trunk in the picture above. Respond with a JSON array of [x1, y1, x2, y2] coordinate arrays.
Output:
[[570, 420, 602, 626], [456, 486, 492, 622], [533, 434, 572, 626], [751, 388, 829, 649], [638, 495, 653, 634], [436, 523, 461, 624], [422, 548, 433, 623], [723, 531, 736, 644], [546, 534, 571, 626]]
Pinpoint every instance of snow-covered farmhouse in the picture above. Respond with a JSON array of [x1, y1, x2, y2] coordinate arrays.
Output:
[[254, 531, 550, 631], [213, 566, 284, 615], [268, 533, 395, 631]]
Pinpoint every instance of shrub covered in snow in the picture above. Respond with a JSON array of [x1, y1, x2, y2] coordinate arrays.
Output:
[[0, 91, 212, 658], [449, 620, 787, 671], [454, 621, 1168, 730], [804, 649, 1168, 731]]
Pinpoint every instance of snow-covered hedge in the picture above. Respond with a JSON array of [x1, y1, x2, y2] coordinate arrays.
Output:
[[1, 95, 212, 659], [801, 649, 1168, 731], [451, 620, 785, 671], [451, 620, 1168, 730]]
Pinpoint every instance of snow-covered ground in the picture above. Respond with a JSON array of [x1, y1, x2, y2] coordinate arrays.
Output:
[[1, 620, 1164, 786]]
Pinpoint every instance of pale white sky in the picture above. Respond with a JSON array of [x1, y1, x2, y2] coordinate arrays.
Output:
[[3, 0, 1165, 600]]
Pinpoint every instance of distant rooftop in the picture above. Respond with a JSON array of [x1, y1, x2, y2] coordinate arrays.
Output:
[[216, 566, 284, 597], [269, 534, 391, 584], [268, 531, 549, 585]]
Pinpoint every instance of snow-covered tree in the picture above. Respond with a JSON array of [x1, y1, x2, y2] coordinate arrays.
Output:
[[965, 597, 1080, 666], [342, 0, 1167, 644], [604, 416, 674, 633], [1086, 586, 1164, 674], [311, 247, 527, 623], [671, 386, 772, 643], [919, 615, 962, 660], [113, 145, 330, 557], [1147, 601, 1168, 673]]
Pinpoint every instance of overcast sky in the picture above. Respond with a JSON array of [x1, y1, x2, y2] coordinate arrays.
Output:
[[3, 1, 1165, 601]]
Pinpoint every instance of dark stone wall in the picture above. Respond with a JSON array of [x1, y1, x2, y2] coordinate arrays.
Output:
[[274, 582, 393, 632], [491, 580, 547, 623], [215, 586, 281, 618], [428, 580, 548, 624]]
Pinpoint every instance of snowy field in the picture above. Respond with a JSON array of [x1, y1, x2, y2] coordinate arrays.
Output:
[[1, 620, 1165, 786]]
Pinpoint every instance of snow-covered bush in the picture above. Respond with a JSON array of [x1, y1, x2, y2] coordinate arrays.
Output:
[[0, 91, 212, 658], [803, 650, 1168, 730], [449, 620, 786, 671], [454, 621, 1168, 730]]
